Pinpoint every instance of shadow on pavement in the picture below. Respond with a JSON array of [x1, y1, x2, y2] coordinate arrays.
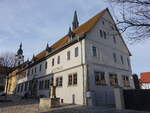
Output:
[[0, 95, 39, 108]]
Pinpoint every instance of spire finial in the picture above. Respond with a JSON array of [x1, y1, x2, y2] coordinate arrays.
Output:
[[72, 10, 79, 30], [20, 42, 22, 49]]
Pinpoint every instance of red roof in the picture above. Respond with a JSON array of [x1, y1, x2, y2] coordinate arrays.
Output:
[[140, 72, 150, 83]]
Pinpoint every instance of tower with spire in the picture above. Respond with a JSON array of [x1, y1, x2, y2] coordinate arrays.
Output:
[[15, 43, 24, 66], [72, 11, 79, 30]]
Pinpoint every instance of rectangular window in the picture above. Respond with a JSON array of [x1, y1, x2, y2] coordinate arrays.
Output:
[[45, 80, 47, 89], [68, 75, 72, 85], [113, 36, 116, 43], [68, 73, 78, 86], [113, 53, 117, 63], [52, 58, 54, 66], [103, 31, 106, 39], [45, 62, 47, 69], [24, 82, 28, 91], [123, 75, 130, 87], [57, 56, 60, 64], [109, 73, 118, 86], [31, 68, 33, 74], [73, 73, 77, 85], [39, 64, 42, 72], [50, 77, 53, 86], [95, 71, 106, 85], [21, 83, 23, 92], [41, 81, 44, 89], [75, 47, 79, 57], [56, 77, 63, 87], [120, 55, 124, 64], [99, 30, 103, 38], [92, 46, 97, 57], [59, 77, 62, 86], [127, 58, 130, 66], [67, 51, 71, 60], [35, 67, 37, 73], [56, 78, 59, 86]]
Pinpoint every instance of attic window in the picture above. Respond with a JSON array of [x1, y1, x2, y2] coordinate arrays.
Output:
[[99, 30, 103, 38]]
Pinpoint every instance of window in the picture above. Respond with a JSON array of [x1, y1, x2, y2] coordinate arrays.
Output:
[[75, 47, 79, 57], [73, 73, 77, 85], [39, 64, 42, 72], [68, 74, 72, 85], [102, 21, 105, 25], [103, 31, 106, 39], [20, 83, 24, 92], [113, 53, 117, 63], [39, 80, 44, 90], [57, 56, 60, 64], [113, 36, 116, 43], [35, 67, 37, 73], [27, 70, 30, 76], [56, 77, 63, 86], [92, 46, 97, 57], [24, 82, 28, 91], [123, 75, 130, 87], [68, 73, 78, 86], [67, 51, 71, 60], [127, 58, 130, 66], [45, 80, 50, 89], [45, 62, 47, 69], [120, 55, 124, 64], [52, 58, 54, 66], [31, 68, 33, 74], [50, 77, 53, 86], [17, 84, 20, 92], [99, 30, 103, 38], [95, 71, 106, 85], [109, 73, 118, 86]]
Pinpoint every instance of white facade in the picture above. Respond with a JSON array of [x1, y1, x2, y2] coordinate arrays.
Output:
[[15, 9, 134, 106], [141, 83, 150, 89]]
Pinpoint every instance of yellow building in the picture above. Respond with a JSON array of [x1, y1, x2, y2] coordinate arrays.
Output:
[[5, 68, 19, 94]]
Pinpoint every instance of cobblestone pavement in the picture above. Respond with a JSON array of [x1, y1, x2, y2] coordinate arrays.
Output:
[[0, 95, 149, 113]]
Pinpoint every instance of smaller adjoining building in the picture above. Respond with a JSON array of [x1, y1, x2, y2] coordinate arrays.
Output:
[[140, 72, 150, 89]]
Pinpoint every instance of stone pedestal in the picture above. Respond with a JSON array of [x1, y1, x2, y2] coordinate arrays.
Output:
[[39, 97, 60, 109]]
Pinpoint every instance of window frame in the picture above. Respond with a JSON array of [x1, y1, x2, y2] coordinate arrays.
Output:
[[92, 46, 97, 57], [75, 47, 79, 57]]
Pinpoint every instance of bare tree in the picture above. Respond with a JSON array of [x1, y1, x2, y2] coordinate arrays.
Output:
[[0, 52, 16, 68], [109, 0, 150, 42]]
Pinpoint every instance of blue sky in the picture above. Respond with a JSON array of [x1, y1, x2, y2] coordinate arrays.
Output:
[[0, 0, 149, 75]]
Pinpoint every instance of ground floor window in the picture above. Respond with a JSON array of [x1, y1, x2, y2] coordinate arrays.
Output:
[[95, 71, 106, 85], [39, 80, 44, 90], [109, 73, 118, 86], [45, 80, 50, 89], [56, 77, 63, 86], [24, 82, 28, 91], [123, 75, 130, 87], [68, 73, 78, 86]]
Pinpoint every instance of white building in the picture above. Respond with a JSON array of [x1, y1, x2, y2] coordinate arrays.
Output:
[[15, 8, 134, 106], [140, 72, 150, 89]]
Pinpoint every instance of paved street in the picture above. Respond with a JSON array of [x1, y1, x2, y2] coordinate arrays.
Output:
[[0, 95, 149, 113]]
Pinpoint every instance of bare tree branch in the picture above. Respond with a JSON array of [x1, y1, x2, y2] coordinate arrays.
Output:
[[109, 0, 150, 43]]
